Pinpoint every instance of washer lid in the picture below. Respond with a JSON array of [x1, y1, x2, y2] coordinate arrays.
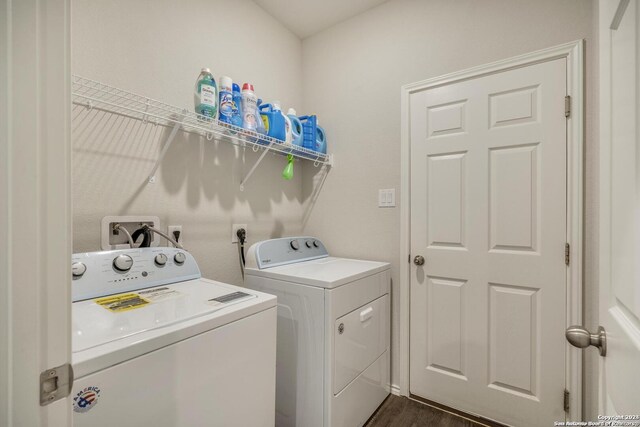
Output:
[[72, 278, 276, 377], [244, 257, 390, 289]]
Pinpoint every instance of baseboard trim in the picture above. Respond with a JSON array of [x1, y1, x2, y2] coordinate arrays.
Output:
[[409, 394, 509, 427], [390, 384, 401, 396]]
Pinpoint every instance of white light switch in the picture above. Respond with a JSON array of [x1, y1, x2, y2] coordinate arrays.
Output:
[[378, 189, 396, 208]]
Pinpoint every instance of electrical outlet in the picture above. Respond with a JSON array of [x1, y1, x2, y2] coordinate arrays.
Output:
[[231, 224, 247, 243], [168, 225, 183, 246]]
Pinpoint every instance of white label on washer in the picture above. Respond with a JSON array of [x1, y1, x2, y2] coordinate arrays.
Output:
[[137, 287, 182, 302]]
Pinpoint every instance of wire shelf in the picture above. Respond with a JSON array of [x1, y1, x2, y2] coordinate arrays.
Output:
[[71, 75, 332, 187]]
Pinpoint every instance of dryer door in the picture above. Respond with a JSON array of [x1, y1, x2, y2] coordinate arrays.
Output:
[[333, 294, 389, 394]]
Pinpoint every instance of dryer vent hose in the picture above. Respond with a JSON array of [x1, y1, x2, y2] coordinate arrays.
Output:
[[131, 227, 152, 248], [236, 228, 246, 279]]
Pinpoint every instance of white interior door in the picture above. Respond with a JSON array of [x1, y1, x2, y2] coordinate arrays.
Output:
[[598, 0, 640, 415], [409, 58, 568, 426]]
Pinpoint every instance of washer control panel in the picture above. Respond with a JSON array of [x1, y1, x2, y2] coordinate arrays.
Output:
[[246, 237, 328, 269], [71, 247, 201, 302]]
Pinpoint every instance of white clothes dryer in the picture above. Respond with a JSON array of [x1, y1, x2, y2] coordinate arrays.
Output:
[[244, 237, 390, 427]]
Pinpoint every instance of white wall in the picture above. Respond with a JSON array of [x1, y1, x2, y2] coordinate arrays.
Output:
[[72, 0, 304, 286], [300, 0, 597, 417], [72, 0, 600, 419]]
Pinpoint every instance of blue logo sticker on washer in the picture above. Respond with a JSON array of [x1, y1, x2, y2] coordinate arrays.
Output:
[[72, 386, 101, 413]]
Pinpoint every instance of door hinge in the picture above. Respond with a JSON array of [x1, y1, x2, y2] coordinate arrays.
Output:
[[565, 95, 571, 118], [565, 243, 570, 266], [40, 363, 73, 406], [564, 389, 570, 412]]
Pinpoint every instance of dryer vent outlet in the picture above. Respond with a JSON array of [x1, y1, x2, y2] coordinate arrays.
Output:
[[101, 216, 161, 250]]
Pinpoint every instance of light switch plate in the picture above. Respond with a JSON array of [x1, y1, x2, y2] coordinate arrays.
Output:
[[378, 189, 396, 208]]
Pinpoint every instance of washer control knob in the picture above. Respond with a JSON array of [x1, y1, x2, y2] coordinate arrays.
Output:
[[313, 240, 319, 248], [71, 262, 87, 277], [174, 252, 186, 265], [305, 240, 313, 248], [113, 254, 133, 272], [154, 253, 168, 266], [290, 240, 300, 250]]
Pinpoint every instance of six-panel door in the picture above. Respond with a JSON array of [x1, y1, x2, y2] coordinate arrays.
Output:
[[409, 58, 567, 426]]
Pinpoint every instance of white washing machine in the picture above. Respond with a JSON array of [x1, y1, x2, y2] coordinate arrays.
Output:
[[244, 237, 390, 427], [71, 247, 277, 427]]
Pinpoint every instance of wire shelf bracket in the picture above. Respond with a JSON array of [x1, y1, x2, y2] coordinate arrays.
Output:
[[148, 115, 186, 183], [240, 141, 276, 191]]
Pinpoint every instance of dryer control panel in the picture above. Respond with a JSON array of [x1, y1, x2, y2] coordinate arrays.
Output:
[[245, 237, 328, 269], [71, 247, 201, 302]]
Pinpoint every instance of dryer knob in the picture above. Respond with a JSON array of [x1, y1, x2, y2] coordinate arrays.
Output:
[[154, 253, 168, 266], [113, 254, 133, 272], [290, 240, 300, 250], [305, 240, 313, 248], [72, 262, 86, 277], [313, 240, 319, 248], [174, 252, 186, 265]]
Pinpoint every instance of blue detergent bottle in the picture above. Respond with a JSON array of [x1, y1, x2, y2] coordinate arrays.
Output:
[[259, 101, 286, 142], [299, 115, 317, 151], [231, 83, 243, 128], [316, 125, 327, 154]]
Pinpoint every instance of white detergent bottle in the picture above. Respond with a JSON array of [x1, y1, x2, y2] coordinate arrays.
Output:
[[283, 113, 293, 146], [241, 83, 258, 131], [273, 101, 292, 146], [287, 108, 303, 147]]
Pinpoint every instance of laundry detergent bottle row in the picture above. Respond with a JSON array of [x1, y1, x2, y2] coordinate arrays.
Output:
[[194, 68, 217, 119]]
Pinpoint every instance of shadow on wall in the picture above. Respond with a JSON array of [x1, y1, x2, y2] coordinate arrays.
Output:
[[72, 105, 303, 216], [270, 219, 285, 238], [301, 164, 331, 229]]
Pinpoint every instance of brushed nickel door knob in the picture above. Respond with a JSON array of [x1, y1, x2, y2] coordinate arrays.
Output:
[[566, 325, 607, 356], [414, 255, 425, 266]]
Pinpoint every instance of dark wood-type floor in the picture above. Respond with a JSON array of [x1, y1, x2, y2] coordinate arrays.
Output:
[[365, 396, 487, 427]]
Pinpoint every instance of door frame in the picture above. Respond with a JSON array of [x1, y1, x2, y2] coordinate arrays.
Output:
[[0, 0, 72, 425], [399, 40, 584, 421], [598, 0, 639, 415]]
